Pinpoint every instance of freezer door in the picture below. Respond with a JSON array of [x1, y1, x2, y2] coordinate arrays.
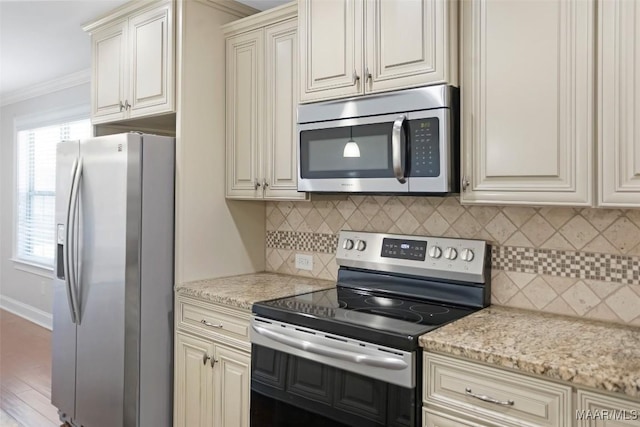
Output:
[[51, 140, 80, 421], [74, 133, 136, 427]]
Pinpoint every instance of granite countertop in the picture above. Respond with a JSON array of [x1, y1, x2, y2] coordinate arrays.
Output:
[[175, 272, 335, 311], [420, 306, 640, 398]]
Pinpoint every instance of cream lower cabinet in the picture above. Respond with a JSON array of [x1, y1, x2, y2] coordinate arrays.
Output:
[[460, 0, 594, 206], [577, 390, 640, 427], [84, 0, 174, 124], [423, 353, 572, 427], [225, 3, 307, 201], [174, 295, 251, 427], [299, 0, 458, 103], [598, 0, 640, 207], [423, 353, 640, 427]]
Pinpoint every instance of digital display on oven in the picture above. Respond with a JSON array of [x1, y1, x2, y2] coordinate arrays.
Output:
[[381, 238, 427, 261]]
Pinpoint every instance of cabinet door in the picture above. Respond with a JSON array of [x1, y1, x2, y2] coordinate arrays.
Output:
[[598, 0, 640, 207], [91, 21, 127, 124], [299, 0, 364, 103], [460, 0, 594, 206], [213, 344, 250, 427], [128, 2, 174, 118], [226, 29, 264, 199], [423, 408, 490, 427], [365, 0, 457, 94], [263, 19, 307, 200], [577, 390, 640, 427], [175, 333, 214, 427]]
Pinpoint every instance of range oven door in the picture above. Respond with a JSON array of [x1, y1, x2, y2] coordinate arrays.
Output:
[[250, 317, 421, 427]]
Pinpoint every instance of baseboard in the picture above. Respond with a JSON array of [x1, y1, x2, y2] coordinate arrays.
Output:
[[0, 295, 52, 330]]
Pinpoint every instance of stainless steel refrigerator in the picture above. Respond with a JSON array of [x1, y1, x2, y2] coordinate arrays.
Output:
[[51, 133, 174, 427]]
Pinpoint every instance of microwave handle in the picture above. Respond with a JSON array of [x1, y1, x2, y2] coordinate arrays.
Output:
[[392, 115, 407, 184]]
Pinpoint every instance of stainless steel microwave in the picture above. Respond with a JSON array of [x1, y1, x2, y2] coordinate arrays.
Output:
[[297, 85, 458, 194]]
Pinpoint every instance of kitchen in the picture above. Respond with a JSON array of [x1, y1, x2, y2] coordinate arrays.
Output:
[[0, 0, 638, 426]]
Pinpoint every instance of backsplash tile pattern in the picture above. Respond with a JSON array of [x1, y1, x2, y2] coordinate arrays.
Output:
[[265, 196, 640, 326]]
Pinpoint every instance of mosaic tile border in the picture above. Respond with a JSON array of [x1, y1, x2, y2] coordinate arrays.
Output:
[[266, 230, 338, 254], [492, 246, 640, 285], [266, 230, 640, 285]]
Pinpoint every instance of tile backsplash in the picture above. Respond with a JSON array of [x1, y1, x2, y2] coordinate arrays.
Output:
[[265, 195, 640, 326]]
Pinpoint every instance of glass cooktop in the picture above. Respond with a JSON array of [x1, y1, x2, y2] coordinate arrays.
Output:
[[252, 286, 478, 351]]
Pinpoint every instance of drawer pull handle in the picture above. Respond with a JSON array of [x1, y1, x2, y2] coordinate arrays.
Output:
[[465, 388, 514, 406], [201, 319, 223, 329]]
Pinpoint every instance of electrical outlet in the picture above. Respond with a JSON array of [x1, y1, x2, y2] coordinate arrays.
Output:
[[295, 254, 313, 271]]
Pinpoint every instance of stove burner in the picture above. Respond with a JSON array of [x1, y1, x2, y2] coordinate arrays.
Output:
[[364, 296, 403, 307], [346, 307, 424, 324], [409, 304, 450, 316]]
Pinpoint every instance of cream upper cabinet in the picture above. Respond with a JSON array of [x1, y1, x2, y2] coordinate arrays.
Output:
[[364, 0, 457, 95], [85, 1, 174, 124], [226, 29, 263, 199], [263, 19, 303, 199], [598, 0, 640, 207], [299, 0, 458, 103], [460, 0, 595, 206], [92, 21, 128, 123], [299, 0, 363, 102], [225, 3, 308, 200]]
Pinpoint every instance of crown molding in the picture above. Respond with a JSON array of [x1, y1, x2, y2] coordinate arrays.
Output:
[[0, 69, 91, 108]]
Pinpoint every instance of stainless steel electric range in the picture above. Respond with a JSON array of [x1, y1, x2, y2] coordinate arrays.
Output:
[[250, 230, 491, 427]]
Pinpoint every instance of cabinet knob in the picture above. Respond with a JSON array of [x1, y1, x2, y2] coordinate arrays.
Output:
[[119, 101, 125, 112], [461, 176, 470, 192], [263, 179, 269, 188], [211, 358, 218, 368], [365, 66, 372, 83], [203, 352, 211, 365], [124, 100, 131, 111], [254, 180, 262, 190], [352, 69, 360, 85]]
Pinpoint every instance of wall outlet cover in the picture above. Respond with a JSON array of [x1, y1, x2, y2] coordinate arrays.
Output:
[[295, 254, 313, 271]]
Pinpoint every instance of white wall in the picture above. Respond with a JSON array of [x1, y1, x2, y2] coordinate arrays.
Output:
[[0, 83, 90, 327]]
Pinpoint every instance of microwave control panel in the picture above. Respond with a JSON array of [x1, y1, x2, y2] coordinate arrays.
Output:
[[408, 117, 440, 177]]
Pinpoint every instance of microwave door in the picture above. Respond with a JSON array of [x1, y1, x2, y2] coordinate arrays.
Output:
[[298, 114, 409, 193], [406, 109, 453, 193]]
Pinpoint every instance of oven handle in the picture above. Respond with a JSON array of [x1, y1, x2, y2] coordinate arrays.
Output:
[[391, 115, 406, 184], [252, 324, 408, 370]]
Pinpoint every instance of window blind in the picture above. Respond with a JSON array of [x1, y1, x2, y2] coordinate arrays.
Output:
[[16, 118, 91, 267]]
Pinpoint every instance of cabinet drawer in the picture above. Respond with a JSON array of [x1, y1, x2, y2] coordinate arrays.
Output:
[[423, 407, 490, 427], [424, 353, 572, 427], [577, 390, 640, 427], [177, 297, 249, 342]]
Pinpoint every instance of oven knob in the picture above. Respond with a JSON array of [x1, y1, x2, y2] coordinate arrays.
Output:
[[428, 246, 442, 259], [343, 239, 354, 250], [460, 248, 475, 262], [355, 240, 367, 251], [444, 247, 458, 260]]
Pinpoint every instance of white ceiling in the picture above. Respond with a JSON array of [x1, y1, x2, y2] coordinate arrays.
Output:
[[0, 0, 288, 100]]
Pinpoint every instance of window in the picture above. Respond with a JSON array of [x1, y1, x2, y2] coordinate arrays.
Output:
[[15, 117, 91, 267]]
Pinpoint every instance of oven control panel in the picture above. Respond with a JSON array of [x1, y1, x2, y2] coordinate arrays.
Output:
[[336, 230, 488, 284]]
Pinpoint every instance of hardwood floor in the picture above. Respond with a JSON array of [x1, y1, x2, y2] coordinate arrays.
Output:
[[0, 309, 60, 427]]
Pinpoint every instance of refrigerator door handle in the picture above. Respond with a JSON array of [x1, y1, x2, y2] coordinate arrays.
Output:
[[67, 157, 83, 324], [63, 158, 79, 324]]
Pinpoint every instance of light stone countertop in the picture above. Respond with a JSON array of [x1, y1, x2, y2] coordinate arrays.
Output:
[[419, 305, 640, 398], [175, 272, 335, 311]]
